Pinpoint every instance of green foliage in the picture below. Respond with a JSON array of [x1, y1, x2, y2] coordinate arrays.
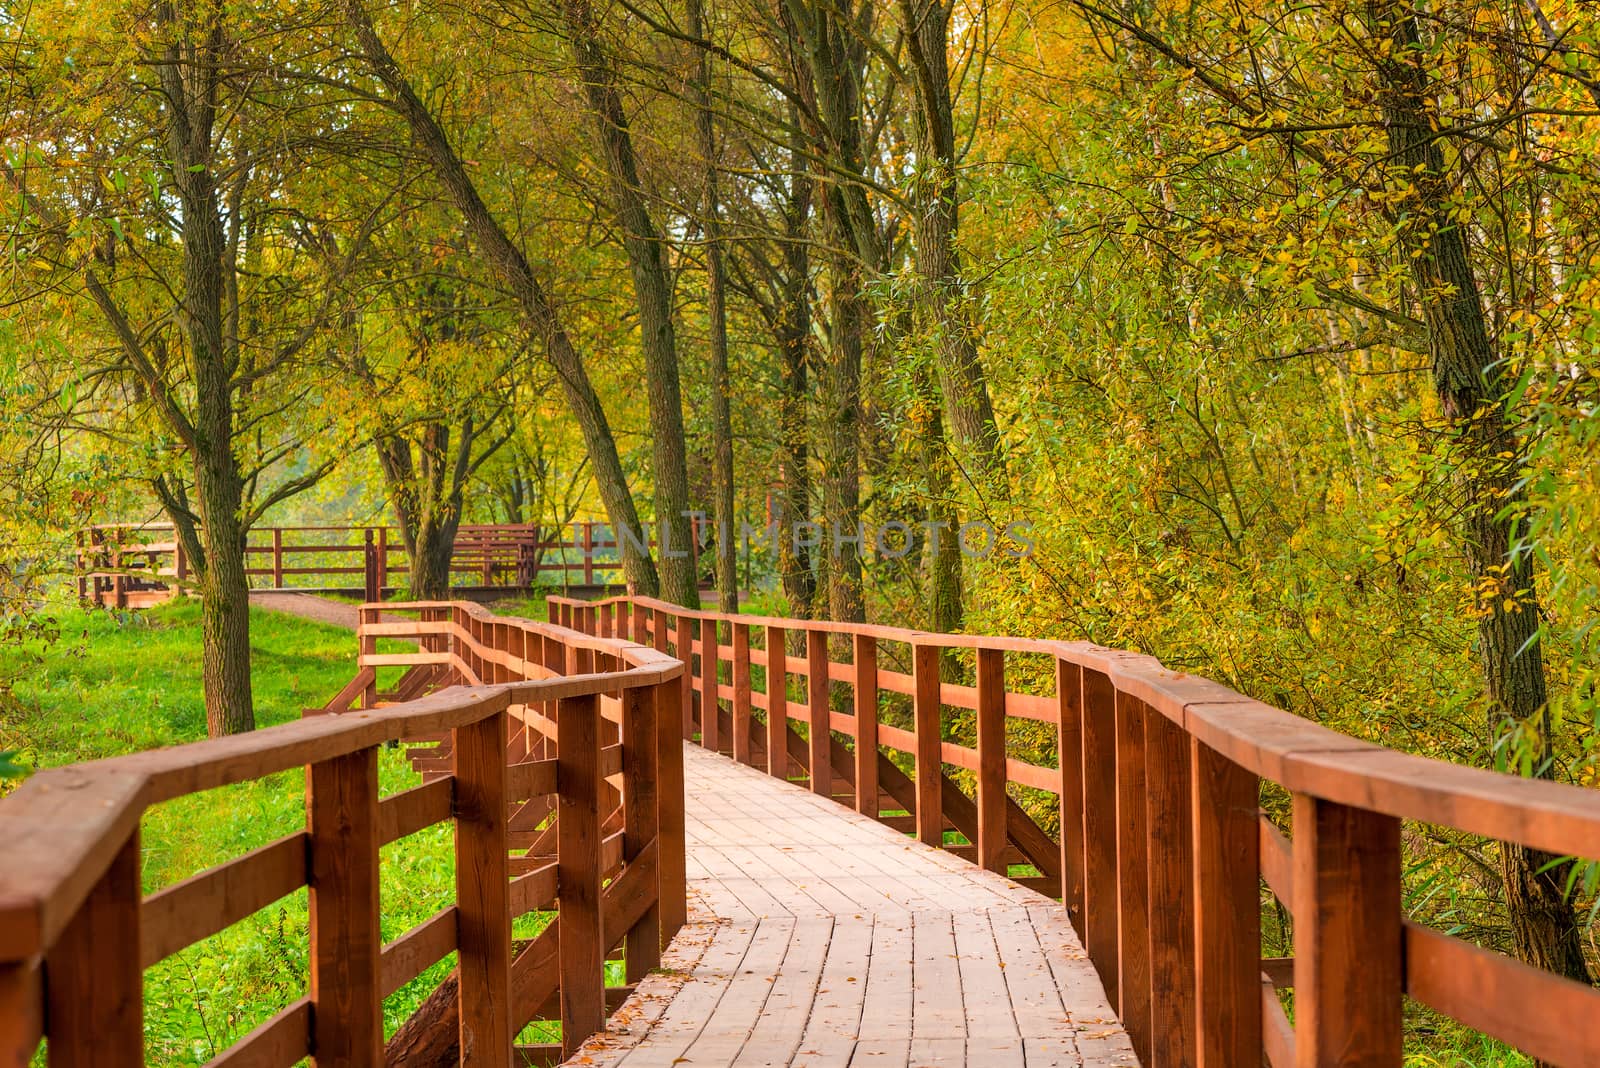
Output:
[[0, 602, 462, 1063]]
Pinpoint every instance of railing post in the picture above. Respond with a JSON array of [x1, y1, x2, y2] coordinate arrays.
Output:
[[455, 706, 513, 1067], [913, 642, 943, 847], [1292, 795, 1402, 1067], [1080, 667, 1120, 1003], [362, 530, 378, 603], [975, 647, 1007, 875], [599, 601, 614, 639], [675, 616, 694, 740], [582, 521, 595, 586], [175, 539, 188, 591], [702, 619, 721, 753], [853, 634, 878, 818], [376, 527, 389, 595], [806, 629, 830, 798], [307, 748, 382, 1066], [732, 623, 753, 765], [557, 693, 604, 1057], [1056, 659, 1086, 933], [656, 677, 688, 940], [44, 829, 142, 1067], [623, 684, 662, 981], [1192, 738, 1262, 1068], [1116, 691, 1152, 1063], [1145, 709, 1197, 1067], [358, 606, 378, 709], [272, 527, 284, 589], [765, 625, 788, 779]]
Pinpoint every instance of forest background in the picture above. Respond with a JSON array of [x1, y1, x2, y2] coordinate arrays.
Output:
[[3, 0, 1600, 1059]]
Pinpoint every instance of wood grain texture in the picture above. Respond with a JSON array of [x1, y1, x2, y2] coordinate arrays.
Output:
[[1145, 709, 1197, 1068], [44, 829, 141, 1068], [975, 647, 1007, 875], [1080, 667, 1120, 1006], [623, 683, 662, 982], [853, 634, 879, 819], [1114, 693, 1151, 1064], [913, 643, 944, 848], [307, 748, 382, 1067], [558, 692, 605, 1056], [806, 630, 831, 799], [1191, 737, 1261, 1068], [454, 711, 513, 1067], [1293, 795, 1402, 1067]]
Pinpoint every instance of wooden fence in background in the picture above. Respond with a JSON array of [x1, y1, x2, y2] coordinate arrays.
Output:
[[75, 521, 696, 607], [0, 601, 686, 1067], [549, 592, 1600, 1068]]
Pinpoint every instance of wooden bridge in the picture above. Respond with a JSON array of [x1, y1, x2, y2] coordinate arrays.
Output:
[[2, 595, 1599, 1066]]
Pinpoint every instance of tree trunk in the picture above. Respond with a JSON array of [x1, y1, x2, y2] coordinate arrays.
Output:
[[688, 0, 739, 613], [820, 254, 866, 623], [1368, 0, 1592, 989], [899, 0, 1005, 495], [167, 18, 255, 736], [345, 0, 659, 598], [559, 0, 698, 607]]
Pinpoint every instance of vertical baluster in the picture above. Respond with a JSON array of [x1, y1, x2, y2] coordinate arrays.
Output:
[[1192, 739, 1261, 1068], [358, 607, 378, 710], [806, 630, 830, 798], [599, 602, 614, 638], [1292, 795, 1402, 1067], [765, 625, 788, 779], [976, 647, 1007, 874], [455, 707, 512, 1066], [623, 685, 662, 980], [558, 693, 604, 1056], [45, 829, 141, 1067], [656, 677, 688, 940], [853, 634, 878, 818], [675, 616, 694, 740], [1056, 659, 1086, 933], [633, 602, 648, 646], [913, 643, 944, 847], [272, 527, 284, 589], [1115, 692, 1152, 1064], [307, 748, 382, 1066], [1145, 709, 1197, 1067], [702, 619, 721, 753], [1081, 667, 1120, 1004], [732, 623, 753, 765]]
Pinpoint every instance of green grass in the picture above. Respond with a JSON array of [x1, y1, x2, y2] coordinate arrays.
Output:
[[0, 601, 466, 1064]]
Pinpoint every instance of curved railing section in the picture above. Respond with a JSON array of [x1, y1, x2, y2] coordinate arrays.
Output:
[[549, 593, 1600, 1068], [0, 601, 686, 1067]]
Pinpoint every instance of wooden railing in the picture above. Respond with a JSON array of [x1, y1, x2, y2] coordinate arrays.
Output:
[[0, 601, 686, 1066], [75, 521, 689, 606], [550, 593, 1600, 1068]]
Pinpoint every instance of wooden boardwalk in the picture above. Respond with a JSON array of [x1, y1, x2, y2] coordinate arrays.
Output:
[[570, 746, 1137, 1068]]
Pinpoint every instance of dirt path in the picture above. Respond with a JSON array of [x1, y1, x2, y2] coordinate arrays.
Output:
[[248, 591, 366, 630]]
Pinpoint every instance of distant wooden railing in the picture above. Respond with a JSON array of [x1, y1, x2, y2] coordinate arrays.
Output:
[[550, 593, 1600, 1068], [0, 601, 686, 1066], [75, 521, 698, 606]]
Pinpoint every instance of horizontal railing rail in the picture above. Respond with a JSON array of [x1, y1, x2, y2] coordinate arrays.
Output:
[[74, 521, 699, 606], [0, 601, 686, 1067], [549, 593, 1600, 1068]]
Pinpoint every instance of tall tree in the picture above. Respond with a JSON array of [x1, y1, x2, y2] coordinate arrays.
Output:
[[557, 0, 700, 607], [2, 0, 370, 734], [344, 0, 662, 597]]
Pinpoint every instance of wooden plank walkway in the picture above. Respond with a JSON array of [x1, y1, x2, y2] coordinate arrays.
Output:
[[569, 746, 1137, 1068]]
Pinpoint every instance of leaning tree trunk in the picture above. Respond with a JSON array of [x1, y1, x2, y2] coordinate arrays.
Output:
[[346, 0, 659, 598], [820, 251, 866, 623], [559, 0, 698, 607], [406, 514, 460, 601], [1368, 0, 1592, 991]]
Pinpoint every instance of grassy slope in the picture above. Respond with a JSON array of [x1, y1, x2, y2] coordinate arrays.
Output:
[[0, 601, 458, 1064]]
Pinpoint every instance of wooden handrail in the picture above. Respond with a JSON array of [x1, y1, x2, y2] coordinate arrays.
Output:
[[0, 601, 686, 1065], [551, 592, 1600, 1068]]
